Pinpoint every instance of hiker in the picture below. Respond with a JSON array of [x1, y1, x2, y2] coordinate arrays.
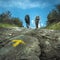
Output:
[[25, 15, 30, 28], [35, 16, 40, 29]]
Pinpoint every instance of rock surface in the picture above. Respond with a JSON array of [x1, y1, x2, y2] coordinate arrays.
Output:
[[0, 27, 60, 60]]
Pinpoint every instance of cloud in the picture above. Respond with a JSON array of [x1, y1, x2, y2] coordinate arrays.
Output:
[[0, 0, 60, 9], [41, 23, 44, 26], [31, 20, 35, 28], [40, 23, 45, 27], [38, 23, 41, 28], [31, 20, 35, 24], [0, 0, 48, 9]]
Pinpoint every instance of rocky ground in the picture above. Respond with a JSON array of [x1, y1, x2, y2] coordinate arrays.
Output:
[[0, 27, 60, 60]]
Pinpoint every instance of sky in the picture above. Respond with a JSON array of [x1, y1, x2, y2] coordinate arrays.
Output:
[[0, 0, 60, 28]]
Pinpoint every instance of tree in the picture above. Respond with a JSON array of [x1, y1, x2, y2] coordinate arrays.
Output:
[[0, 11, 11, 23], [56, 5, 60, 21], [47, 4, 60, 25], [0, 11, 23, 27], [47, 10, 58, 24], [13, 18, 23, 27]]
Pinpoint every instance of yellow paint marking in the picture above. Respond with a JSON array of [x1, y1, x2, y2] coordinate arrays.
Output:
[[12, 40, 25, 47]]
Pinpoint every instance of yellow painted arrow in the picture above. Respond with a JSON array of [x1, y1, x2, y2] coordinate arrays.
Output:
[[12, 40, 26, 47]]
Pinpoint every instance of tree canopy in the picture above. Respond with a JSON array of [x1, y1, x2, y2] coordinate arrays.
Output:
[[47, 4, 60, 25], [0, 11, 23, 27]]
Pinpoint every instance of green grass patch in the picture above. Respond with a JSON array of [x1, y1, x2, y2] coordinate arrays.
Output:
[[0, 23, 17, 28], [46, 22, 60, 30]]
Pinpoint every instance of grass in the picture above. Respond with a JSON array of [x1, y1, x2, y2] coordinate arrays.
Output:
[[46, 22, 60, 30], [0, 23, 17, 28]]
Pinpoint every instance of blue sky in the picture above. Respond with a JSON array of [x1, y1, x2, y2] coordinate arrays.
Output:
[[0, 0, 60, 28]]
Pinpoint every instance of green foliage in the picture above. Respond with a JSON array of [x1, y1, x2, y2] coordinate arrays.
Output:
[[47, 10, 58, 24], [0, 11, 11, 23], [46, 22, 60, 30], [46, 4, 60, 30], [0, 11, 23, 27], [56, 5, 60, 13], [13, 18, 23, 27], [0, 23, 17, 28], [47, 4, 60, 25]]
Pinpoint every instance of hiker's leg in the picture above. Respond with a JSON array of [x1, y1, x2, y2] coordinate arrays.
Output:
[[26, 24, 29, 28], [36, 23, 38, 28], [36, 21, 38, 29]]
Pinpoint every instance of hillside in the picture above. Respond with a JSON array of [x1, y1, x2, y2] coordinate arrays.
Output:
[[46, 22, 60, 30], [0, 23, 18, 28], [0, 27, 60, 60]]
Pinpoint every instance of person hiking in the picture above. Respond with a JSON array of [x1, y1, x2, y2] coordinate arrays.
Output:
[[25, 15, 30, 28], [35, 16, 40, 29]]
